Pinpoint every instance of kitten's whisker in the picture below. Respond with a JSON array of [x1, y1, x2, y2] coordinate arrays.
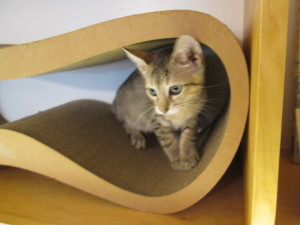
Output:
[[200, 98, 225, 104], [134, 106, 155, 128], [146, 111, 156, 131], [200, 83, 227, 89], [178, 103, 203, 113], [177, 99, 221, 116], [201, 105, 221, 115]]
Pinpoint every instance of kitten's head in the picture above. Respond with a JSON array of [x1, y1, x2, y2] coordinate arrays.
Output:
[[124, 35, 206, 116]]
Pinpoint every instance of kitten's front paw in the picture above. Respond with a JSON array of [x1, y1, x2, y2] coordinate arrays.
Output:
[[171, 153, 200, 171], [129, 133, 146, 150]]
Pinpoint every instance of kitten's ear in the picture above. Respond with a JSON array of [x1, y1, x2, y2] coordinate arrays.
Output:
[[123, 48, 152, 75], [170, 35, 204, 69]]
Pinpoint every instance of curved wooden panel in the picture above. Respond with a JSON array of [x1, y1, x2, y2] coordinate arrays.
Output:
[[0, 10, 248, 213]]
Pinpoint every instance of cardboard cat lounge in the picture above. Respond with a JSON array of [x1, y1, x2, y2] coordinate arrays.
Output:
[[0, 10, 248, 213]]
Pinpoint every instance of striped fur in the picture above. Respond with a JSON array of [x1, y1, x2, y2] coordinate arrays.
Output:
[[112, 35, 206, 171]]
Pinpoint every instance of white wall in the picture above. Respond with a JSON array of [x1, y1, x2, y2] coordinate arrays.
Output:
[[0, 0, 245, 121]]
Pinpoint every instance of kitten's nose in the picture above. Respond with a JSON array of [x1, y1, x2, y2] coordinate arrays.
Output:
[[157, 99, 169, 114], [156, 106, 169, 114], [161, 107, 169, 113]]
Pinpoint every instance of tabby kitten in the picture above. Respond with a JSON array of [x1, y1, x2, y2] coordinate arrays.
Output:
[[112, 35, 206, 171]]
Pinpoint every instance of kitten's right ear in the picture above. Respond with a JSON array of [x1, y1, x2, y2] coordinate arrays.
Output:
[[123, 48, 152, 75], [170, 35, 204, 69]]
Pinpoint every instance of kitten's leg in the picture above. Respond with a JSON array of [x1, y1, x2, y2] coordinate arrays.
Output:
[[151, 116, 180, 167], [176, 126, 200, 171], [124, 124, 146, 150]]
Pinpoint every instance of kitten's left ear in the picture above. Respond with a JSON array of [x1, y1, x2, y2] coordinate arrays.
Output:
[[171, 35, 204, 69], [123, 48, 152, 75]]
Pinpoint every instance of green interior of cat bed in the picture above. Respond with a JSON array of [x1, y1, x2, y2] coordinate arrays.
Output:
[[0, 42, 230, 196]]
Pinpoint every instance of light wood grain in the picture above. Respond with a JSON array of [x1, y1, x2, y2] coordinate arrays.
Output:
[[0, 155, 244, 225], [246, 1, 289, 225], [1, 150, 299, 225]]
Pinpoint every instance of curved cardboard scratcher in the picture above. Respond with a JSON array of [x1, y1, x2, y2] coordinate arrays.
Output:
[[0, 10, 248, 213]]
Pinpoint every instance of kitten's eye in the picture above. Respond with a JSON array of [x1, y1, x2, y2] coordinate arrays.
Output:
[[169, 85, 182, 95], [148, 88, 157, 96]]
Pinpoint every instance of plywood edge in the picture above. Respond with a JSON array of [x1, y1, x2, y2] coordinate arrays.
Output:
[[0, 10, 235, 80], [0, 129, 180, 213], [0, 116, 239, 214]]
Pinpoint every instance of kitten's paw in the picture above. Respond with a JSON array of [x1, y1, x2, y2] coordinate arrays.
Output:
[[129, 133, 146, 150], [171, 153, 200, 171]]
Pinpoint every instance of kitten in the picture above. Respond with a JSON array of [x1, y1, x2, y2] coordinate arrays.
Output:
[[112, 35, 206, 171]]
